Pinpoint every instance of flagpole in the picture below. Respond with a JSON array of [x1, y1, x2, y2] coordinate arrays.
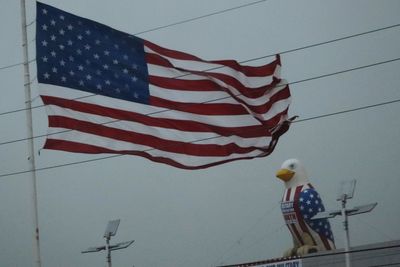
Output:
[[19, 0, 42, 266]]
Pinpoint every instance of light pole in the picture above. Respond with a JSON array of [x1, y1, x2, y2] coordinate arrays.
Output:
[[82, 219, 135, 267], [311, 180, 377, 267]]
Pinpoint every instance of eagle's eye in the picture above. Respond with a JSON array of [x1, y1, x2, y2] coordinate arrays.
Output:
[[289, 163, 295, 169]]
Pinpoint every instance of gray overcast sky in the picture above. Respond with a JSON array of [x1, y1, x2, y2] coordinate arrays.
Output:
[[1, 0, 400, 266]]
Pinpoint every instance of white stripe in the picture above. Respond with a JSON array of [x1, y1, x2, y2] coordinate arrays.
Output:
[[45, 105, 272, 148], [149, 84, 236, 104], [147, 63, 206, 80], [145, 46, 279, 88], [46, 130, 266, 167]]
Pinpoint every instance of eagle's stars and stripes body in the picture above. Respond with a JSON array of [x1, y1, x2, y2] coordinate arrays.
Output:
[[281, 183, 335, 251], [276, 159, 335, 256]]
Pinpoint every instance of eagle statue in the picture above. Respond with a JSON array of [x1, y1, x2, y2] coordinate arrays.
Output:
[[275, 158, 335, 257]]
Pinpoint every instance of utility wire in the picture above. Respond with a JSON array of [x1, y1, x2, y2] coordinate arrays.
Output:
[[0, 56, 399, 147], [134, 0, 268, 35], [0, 96, 399, 179], [0, 0, 267, 71]]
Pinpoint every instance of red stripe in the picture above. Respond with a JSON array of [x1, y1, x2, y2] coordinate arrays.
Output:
[[41, 95, 271, 138], [149, 75, 221, 91], [43, 139, 275, 170], [48, 115, 268, 156], [149, 96, 248, 115], [144, 40, 280, 77], [285, 188, 292, 202]]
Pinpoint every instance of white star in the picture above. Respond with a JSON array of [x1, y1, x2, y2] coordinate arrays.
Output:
[[59, 60, 65, 66], [105, 80, 111, 85], [61, 76, 66, 82], [123, 54, 128, 60], [299, 197, 304, 202], [308, 208, 313, 213], [315, 200, 319, 205], [52, 67, 57, 73], [310, 194, 314, 199], [41, 40, 48, 47], [86, 74, 92, 80], [123, 68, 128, 74], [300, 205, 304, 210], [96, 84, 102, 90], [96, 70, 102, 75], [68, 56, 74, 62], [50, 35, 56, 41], [42, 56, 48, 62], [112, 59, 118, 65], [76, 49, 82, 55], [67, 40, 73, 46], [103, 64, 109, 70], [50, 51, 56, 57], [59, 44, 65, 50], [306, 200, 311, 205], [69, 70, 75, 76], [78, 65, 84, 71], [79, 80, 84, 86], [59, 29, 65, 35], [85, 30, 91, 35], [41, 24, 48, 31], [132, 64, 138, 69], [42, 8, 48, 14], [67, 24, 73, 30], [50, 19, 56, 26], [43, 72, 50, 79], [115, 88, 121, 93], [95, 40, 101, 45], [84, 44, 91, 50], [131, 76, 138, 82], [133, 92, 139, 98], [77, 34, 83, 40], [114, 44, 119, 49], [104, 50, 110, 56], [59, 15, 65, 20], [93, 54, 99, 59]]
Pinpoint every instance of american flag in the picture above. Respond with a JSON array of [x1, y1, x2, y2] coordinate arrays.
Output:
[[281, 184, 335, 250], [36, 2, 291, 169]]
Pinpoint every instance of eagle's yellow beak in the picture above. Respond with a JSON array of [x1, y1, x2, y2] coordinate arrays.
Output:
[[276, 168, 295, 182]]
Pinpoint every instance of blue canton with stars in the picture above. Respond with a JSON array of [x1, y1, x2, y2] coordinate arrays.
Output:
[[299, 188, 334, 241], [36, 2, 150, 104]]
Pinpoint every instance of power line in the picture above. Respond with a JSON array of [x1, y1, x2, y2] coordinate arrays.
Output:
[[0, 56, 399, 147], [0, 95, 399, 179], [133, 0, 268, 35], [0, 0, 267, 72]]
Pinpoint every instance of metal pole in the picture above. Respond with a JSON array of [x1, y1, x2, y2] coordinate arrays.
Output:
[[19, 1, 42, 267], [341, 195, 351, 267], [106, 237, 112, 267]]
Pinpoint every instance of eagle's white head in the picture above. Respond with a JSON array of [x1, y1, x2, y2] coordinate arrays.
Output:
[[276, 158, 309, 189]]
